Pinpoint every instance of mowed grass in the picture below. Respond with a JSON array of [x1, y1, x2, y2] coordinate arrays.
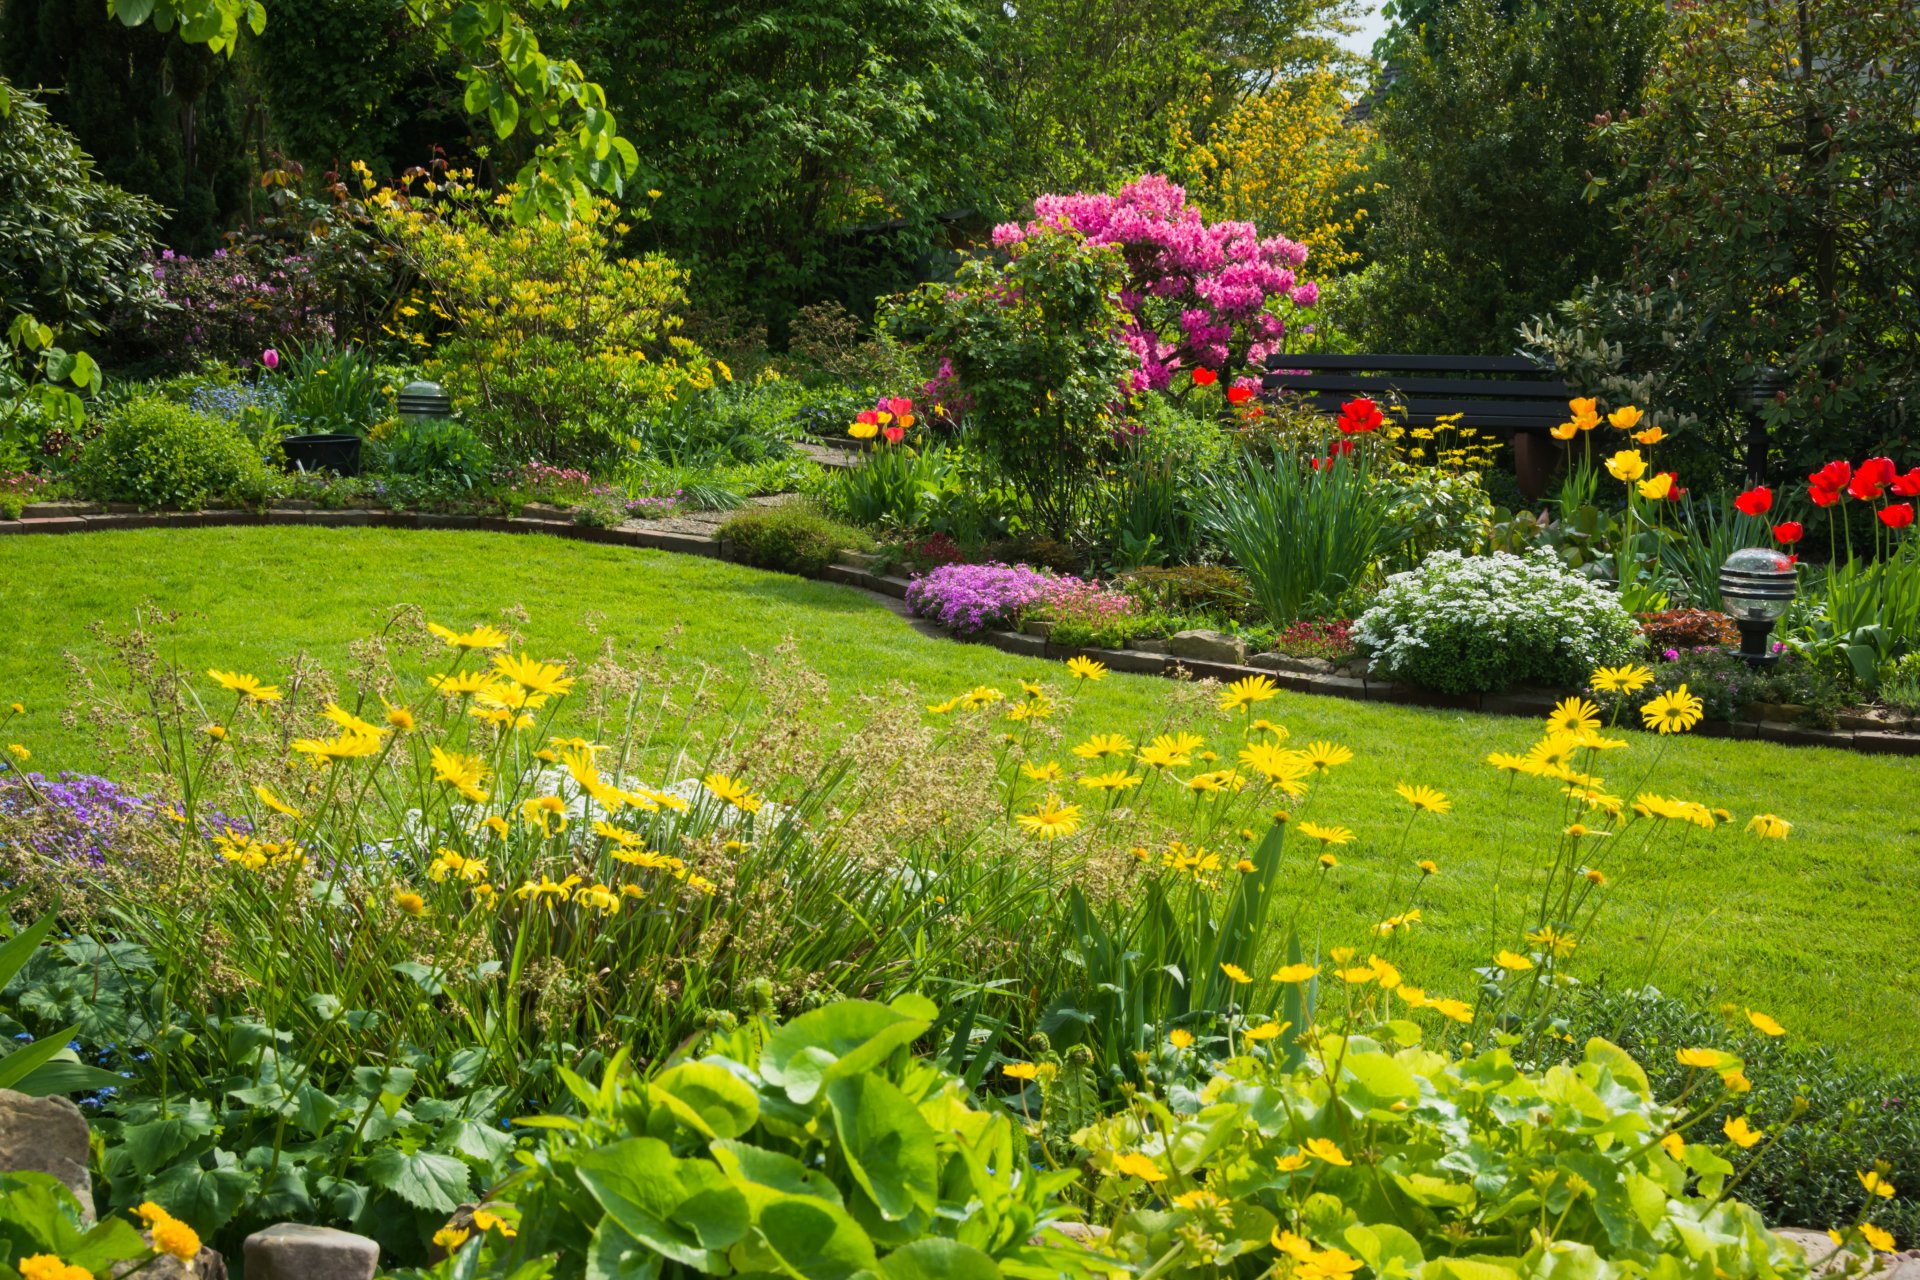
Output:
[[2, 526, 1915, 1065]]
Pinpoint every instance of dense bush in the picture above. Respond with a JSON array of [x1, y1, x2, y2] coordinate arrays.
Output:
[[1356, 548, 1642, 692], [1552, 984, 1920, 1244], [1118, 564, 1253, 617], [0, 80, 162, 337], [719, 504, 871, 576], [72, 395, 269, 510]]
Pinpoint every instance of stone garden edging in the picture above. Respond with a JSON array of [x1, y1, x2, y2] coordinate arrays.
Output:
[[6, 503, 1917, 758]]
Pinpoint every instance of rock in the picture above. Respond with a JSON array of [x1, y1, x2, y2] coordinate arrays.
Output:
[[118, 1244, 226, 1280], [244, 1224, 380, 1280], [1022, 619, 1054, 638], [0, 1088, 96, 1224], [1248, 653, 1334, 675], [1128, 638, 1169, 655], [1164, 629, 1246, 665]]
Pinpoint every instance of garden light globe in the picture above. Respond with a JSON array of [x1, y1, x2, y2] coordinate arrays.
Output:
[[1719, 546, 1797, 666]]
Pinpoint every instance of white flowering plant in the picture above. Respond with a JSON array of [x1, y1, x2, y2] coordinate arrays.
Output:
[[1354, 549, 1642, 693]]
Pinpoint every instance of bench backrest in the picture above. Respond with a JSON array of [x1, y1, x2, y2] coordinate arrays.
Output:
[[1261, 354, 1572, 434]]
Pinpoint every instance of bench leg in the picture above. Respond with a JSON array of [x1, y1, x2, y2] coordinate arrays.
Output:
[[1512, 433, 1556, 502]]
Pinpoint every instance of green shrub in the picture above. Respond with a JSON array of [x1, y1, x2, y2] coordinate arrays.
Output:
[[270, 343, 385, 436], [388, 997, 1111, 1280], [373, 417, 494, 489], [833, 442, 955, 530], [74, 395, 270, 510], [720, 504, 872, 576]]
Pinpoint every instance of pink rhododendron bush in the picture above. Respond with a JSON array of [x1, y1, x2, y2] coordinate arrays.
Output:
[[993, 174, 1318, 394]]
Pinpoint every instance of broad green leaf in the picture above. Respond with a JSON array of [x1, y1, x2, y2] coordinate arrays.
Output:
[[584, 1217, 664, 1280], [0, 909, 59, 990], [1583, 1038, 1651, 1101], [762, 1000, 929, 1103], [364, 1145, 470, 1213], [824, 1074, 939, 1222], [759, 1196, 878, 1280], [710, 1139, 844, 1210], [878, 1238, 1001, 1280], [574, 1137, 745, 1270], [120, 1099, 218, 1174], [145, 1160, 254, 1234], [10, 1061, 124, 1097], [650, 1061, 758, 1141]]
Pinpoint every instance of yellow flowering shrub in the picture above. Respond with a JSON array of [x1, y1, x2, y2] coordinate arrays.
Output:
[[373, 176, 720, 465], [1179, 70, 1378, 271]]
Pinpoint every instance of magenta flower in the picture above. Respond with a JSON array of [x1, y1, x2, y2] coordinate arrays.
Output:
[[262, 348, 280, 369]]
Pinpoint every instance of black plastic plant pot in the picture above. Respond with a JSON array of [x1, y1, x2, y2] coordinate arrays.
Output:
[[283, 433, 362, 476]]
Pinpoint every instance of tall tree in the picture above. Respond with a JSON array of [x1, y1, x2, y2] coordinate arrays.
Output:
[[1356, 0, 1664, 352]]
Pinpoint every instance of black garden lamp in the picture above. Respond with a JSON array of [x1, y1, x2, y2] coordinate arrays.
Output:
[[397, 380, 453, 423], [1719, 547, 1797, 667]]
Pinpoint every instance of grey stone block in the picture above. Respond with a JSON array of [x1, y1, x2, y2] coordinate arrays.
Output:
[[244, 1224, 380, 1280], [0, 1088, 95, 1223], [1164, 629, 1247, 665], [1247, 652, 1334, 675]]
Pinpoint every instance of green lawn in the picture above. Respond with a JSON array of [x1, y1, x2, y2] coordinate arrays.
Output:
[[2, 526, 1914, 1065]]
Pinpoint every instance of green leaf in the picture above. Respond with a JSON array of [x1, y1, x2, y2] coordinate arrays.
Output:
[[650, 1061, 758, 1141], [574, 1137, 745, 1270], [762, 1000, 930, 1103], [364, 1145, 470, 1213], [120, 1099, 218, 1174], [878, 1239, 1001, 1280], [10, 1061, 124, 1097], [758, 1196, 878, 1280], [709, 1139, 844, 1210], [446, 1046, 489, 1089], [0, 1025, 80, 1092], [145, 1160, 254, 1234], [111, 0, 157, 24], [490, 92, 520, 140], [824, 1074, 939, 1223], [0, 909, 59, 991], [584, 1217, 664, 1280]]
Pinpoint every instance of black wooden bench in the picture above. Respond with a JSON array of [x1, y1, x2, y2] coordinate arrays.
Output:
[[1260, 354, 1573, 498]]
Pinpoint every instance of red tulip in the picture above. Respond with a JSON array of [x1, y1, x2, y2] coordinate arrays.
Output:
[[1892, 467, 1920, 498], [882, 425, 904, 444], [1226, 385, 1255, 405], [1809, 459, 1852, 490], [1733, 486, 1772, 516], [887, 397, 914, 417], [1191, 368, 1219, 386], [1771, 521, 1804, 545], [1336, 397, 1383, 434], [1328, 439, 1355, 458], [1663, 474, 1686, 502], [1849, 456, 1896, 501], [1809, 482, 1843, 508], [855, 409, 878, 426], [1880, 503, 1915, 530]]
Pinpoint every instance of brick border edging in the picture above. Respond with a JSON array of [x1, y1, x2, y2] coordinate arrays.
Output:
[[6, 506, 1916, 758]]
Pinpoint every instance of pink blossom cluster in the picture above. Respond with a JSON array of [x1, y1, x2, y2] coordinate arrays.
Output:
[[992, 174, 1315, 393], [1036, 576, 1138, 626]]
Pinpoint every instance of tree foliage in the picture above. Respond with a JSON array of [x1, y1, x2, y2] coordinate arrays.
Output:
[[1357, 0, 1665, 352], [559, 0, 995, 323], [1597, 0, 1920, 473], [985, 0, 1357, 198]]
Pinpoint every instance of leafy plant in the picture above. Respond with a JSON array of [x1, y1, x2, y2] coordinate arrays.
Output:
[[1199, 449, 1392, 627], [270, 343, 385, 436], [374, 418, 494, 489], [834, 442, 954, 531], [387, 997, 1115, 1280]]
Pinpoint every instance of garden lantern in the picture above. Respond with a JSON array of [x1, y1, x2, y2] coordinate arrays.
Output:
[[397, 380, 453, 423], [1734, 367, 1788, 485], [1718, 547, 1797, 666]]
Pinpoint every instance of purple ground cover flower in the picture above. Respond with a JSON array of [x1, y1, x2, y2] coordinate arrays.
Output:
[[905, 562, 1054, 636], [1, 770, 155, 866]]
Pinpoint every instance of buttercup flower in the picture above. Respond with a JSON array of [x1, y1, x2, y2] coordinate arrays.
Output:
[[1017, 795, 1081, 840], [1395, 782, 1450, 813], [1065, 655, 1108, 681], [208, 669, 282, 702]]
